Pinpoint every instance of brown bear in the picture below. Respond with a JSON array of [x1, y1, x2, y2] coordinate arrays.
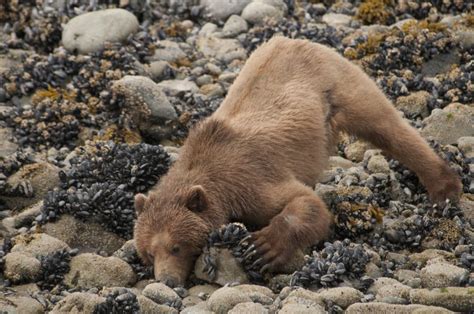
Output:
[[133, 36, 462, 287]]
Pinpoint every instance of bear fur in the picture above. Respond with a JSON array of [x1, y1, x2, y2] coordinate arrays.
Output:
[[133, 36, 462, 287]]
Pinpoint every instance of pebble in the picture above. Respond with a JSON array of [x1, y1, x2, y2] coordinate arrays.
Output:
[[241, 1, 286, 25], [157, 79, 199, 96], [457, 136, 474, 158], [147, 61, 173, 81], [409, 287, 474, 312], [142, 282, 181, 306], [222, 15, 249, 38], [62, 8, 139, 54], [322, 13, 352, 28], [201, 0, 251, 21], [197, 36, 247, 63], [0, 127, 18, 158], [64, 253, 136, 289], [318, 287, 363, 309], [395, 91, 431, 118], [207, 287, 252, 314], [420, 262, 469, 288], [367, 154, 390, 174], [394, 269, 422, 288]]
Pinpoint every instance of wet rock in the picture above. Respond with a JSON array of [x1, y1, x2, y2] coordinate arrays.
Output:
[[318, 287, 363, 309], [157, 79, 199, 96], [0, 295, 44, 314], [457, 136, 474, 158], [196, 36, 247, 63], [142, 282, 181, 305], [11, 233, 70, 259], [420, 103, 474, 145], [322, 13, 352, 28], [222, 15, 249, 37], [50, 292, 106, 313], [420, 262, 469, 288], [62, 8, 139, 54], [4, 252, 41, 283], [410, 287, 474, 312], [241, 0, 286, 25], [2, 162, 60, 211], [207, 287, 252, 314], [202, 0, 251, 21], [395, 91, 430, 118], [64, 253, 136, 289], [229, 302, 268, 313], [150, 40, 187, 63], [367, 154, 390, 174], [43, 214, 126, 255], [195, 248, 249, 285], [346, 302, 453, 314], [138, 295, 179, 314], [0, 127, 18, 158]]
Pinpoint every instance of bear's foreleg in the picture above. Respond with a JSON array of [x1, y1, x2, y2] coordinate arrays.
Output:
[[249, 182, 332, 273]]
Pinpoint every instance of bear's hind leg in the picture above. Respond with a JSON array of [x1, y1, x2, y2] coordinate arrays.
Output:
[[249, 181, 332, 273]]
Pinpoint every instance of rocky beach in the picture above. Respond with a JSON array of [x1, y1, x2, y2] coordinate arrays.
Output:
[[0, 0, 473, 313]]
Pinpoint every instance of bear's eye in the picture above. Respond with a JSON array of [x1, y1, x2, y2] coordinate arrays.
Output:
[[171, 246, 180, 255]]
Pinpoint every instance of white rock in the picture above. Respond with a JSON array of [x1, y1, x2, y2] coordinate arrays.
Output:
[[241, 1, 285, 25], [201, 0, 251, 21], [222, 15, 249, 37], [150, 40, 186, 63], [322, 13, 352, 28], [157, 79, 199, 95], [62, 9, 139, 54], [142, 282, 181, 305]]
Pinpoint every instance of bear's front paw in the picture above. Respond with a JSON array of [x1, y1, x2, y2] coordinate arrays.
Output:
[[248, 226, 294, 273], [426, 165, 462, 205]]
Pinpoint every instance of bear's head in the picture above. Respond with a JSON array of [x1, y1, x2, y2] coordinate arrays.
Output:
[[133, 185, 212, 287]]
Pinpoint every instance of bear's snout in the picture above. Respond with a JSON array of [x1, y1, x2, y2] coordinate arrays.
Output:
[[156, 273, 180, 288]]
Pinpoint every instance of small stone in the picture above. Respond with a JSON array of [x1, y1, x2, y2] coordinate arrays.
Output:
[[346, 302, 453, 314], [138, 295, 179, 314], [457, 137, 474, 158], [148, 61, 173, 81], [229, 302, 268, 314], [196, 36, 247, 63], [222, 15, 248, 37], [318, 287, 363, 309], [344, 140, 372, 162], [195, 248, 249, 286], [420, 262, 469, 288], [322, 13, 352, 28], [241, 1, 285, 25], [283, 288, 325, 308], [150, 40, 186, 63], [181, 301, 213, 314], [4, 252, 41, 283], [421, 50, 460, 77], [157, 79, 199, 96], [50, 292, 105, 313], [395, 91, 430, 118], [188, 284, 220, 298], [182, 295, 203, 307], [394, 269, 422, 288], [196, 75, 213, 86], [62, 8, 139, 54], [329, 156, 354, 169], [199, 23, 218, 37], [201, 0, 251, 21], [367, 155, 390, 174], [0, 127, 18, 158], [207, 287, 252, 314], [200, 84, 224, 97], [410, 287, 474, 312], [421, 103, 474, 145], [11, 233, 70, 259], [142, 282, 181, 305], [64, 253, 136, 289]]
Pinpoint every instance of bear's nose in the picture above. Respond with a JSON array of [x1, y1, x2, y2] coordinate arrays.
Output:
[[157, 274, 178, 288]]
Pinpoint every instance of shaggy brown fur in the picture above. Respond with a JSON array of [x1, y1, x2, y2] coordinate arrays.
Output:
[[134, 36, 462, 287]]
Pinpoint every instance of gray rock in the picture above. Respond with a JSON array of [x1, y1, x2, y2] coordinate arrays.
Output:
[[0, 295, 44, 314], [200, 83, 224, 98], [0, 127, 18, 158], [142, 282, 181, 305], [459, 194, 474, 225], [395, 91, 430, 118], [183, 295, 203, 307], [195, 248, 249, 285], [318, 287, 363, 309], [112, 75, 177, 122], [147, 61, 173, 81], [157, 79, 199, 96], [420, 262, 469, 288], [4, 252, 41, 283], [421, 103, 474, 145], [367, 154, 390, 174], [241, 1, 286, 25], [322, 13, 352, 28], [207, 287, 252, 314], [229, 302, 268, 313], [2, 162, 60, 211], [456, 29, 474, 50], [410, 287, 474, 312], [196, 74, 213, 86], [201, 0, 251, 21], [50, 292, 105, 313], [395, 269, 422, 288], [138, 295, 179, 314], [64, 253, 136, 289], [2, 201, 43, 230], [222, 15, 249, 37], [62, 9, 139, 54], [346, 302, 453, 314], [205, 63, 222, 75], [43, 214, 125, 255], [421, 50, 460, 77], [11, 233, 70, 259], [374, 282, 411, 303], [457, 136, 474, 158], [197, 36, 247, 63], [199, 22, 219, 37], [150, 40, 187, 63], [408, 249, 455, 266]]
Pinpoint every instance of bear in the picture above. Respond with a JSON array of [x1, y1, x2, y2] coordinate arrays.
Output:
[[133, 36, 462, 287]]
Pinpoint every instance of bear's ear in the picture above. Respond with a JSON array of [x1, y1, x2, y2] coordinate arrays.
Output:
[[186, 185, 208, 213], [134, 193, 147, 215]]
